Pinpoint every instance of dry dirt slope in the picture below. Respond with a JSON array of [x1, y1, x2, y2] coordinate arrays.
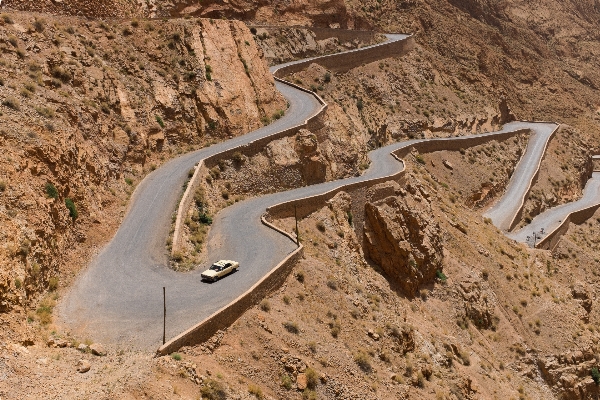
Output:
[[0, 12, 285, 322]]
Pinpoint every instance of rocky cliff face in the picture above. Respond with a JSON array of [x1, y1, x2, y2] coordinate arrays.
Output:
[[363, 181, 444, 296], [0, 13, 285, 313]]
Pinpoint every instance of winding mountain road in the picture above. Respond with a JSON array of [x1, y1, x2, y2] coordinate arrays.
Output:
[[58, 32, 600, 351]]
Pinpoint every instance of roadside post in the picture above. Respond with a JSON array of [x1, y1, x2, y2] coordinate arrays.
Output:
[[163, 287, 166, 345], [295, 205, 300, 246]]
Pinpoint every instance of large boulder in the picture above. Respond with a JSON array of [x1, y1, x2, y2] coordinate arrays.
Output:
[[363, 181, 443, 296]]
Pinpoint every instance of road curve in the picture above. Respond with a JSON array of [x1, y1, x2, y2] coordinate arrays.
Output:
[[483, 122, 558, 231], [58, 31, 598, 351], [57, 34, 409, 350], [508, 172, 600, 245]]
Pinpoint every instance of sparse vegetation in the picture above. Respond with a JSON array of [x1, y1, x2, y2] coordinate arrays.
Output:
[[354, 350, 372, 373], [200, 378, 227, 400], [171, 353, 182, 361], [155, 115, 165, 128], [248, 384, 263, 399], [592, 367, 600, 386], [65, 198, 78, 220], [260, 299, 271, 312], [316, 221, 326, 232], [45, 183, 58, 199], [51, 66, 71, 83], [283, 321, 299, 334], [2, 96, 20, 110]]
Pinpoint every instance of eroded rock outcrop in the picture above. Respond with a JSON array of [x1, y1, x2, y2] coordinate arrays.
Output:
[[537, 346, 600, 400], [363, 181, 444, 296], [457, 276, 498, 330]]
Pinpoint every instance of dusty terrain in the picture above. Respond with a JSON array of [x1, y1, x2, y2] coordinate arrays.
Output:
[[2, 0, 600, 399]]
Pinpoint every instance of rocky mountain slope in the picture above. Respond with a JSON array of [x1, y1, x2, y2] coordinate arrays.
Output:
[[0, 12, 285, 316], [2, 0, 600, 399]]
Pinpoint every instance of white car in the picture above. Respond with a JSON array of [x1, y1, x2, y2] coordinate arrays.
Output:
[[201, 260, 239, 282]]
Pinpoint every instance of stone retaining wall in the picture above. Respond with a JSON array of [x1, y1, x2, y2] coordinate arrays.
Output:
[[593, 156, 600, 172], [249, 25, 379, 44], [171, 82, 327, 255], [536, 204, 600, 250], [272, 35, 416, 76], [267, 129, 531, 229], [158, 218, 303, 355]]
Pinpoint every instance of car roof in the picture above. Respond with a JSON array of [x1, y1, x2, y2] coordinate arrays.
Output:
[[212, 259, 235, 266]]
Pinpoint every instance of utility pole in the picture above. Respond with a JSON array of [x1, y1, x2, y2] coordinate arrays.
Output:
[[294, 205, 300, 246], [163, 287, 166, 345]]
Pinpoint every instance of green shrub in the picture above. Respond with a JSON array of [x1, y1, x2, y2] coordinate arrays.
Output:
[[436, 270, 447, 283], [14, 278, 21, 289], [125, 177, 133, 186], [45, 182, 58, 199], [415, 154, 426, 164], [280, 374, 292, 390], [324, 72, 331, 83], [295, 271, 305, 283], [592, 367, 600, 385], [250, 27, 257, 35], [155, 115, 165, 128], [199, 214, 213, 225], [65, 198, 78, 220], [171, 352, 182, 361], [205, 65, 213, 81]]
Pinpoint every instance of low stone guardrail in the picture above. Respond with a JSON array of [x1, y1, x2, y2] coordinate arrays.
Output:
[[157, 216, 303, 356], [163, 32, 416, 352], [248, 25, 380, 44], [267, 128, 531, 222], [171, 33, 413, 254], [171, 83, 327, 255], [272, 35, 415, 76], [536, 203, 600, 250]]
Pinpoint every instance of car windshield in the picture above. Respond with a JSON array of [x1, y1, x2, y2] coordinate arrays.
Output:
[[210, 264, 222, 271]]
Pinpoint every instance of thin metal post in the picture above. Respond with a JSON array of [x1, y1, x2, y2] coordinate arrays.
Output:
[[163, 286, 166, 345], [294, 205, 300, 246]]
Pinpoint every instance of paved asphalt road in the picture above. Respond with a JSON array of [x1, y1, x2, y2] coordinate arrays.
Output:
[[483, 122, 558, 231], [57, 33, 599, 351], [57, 34, 408, 349], [508, 172, 600, 245]]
